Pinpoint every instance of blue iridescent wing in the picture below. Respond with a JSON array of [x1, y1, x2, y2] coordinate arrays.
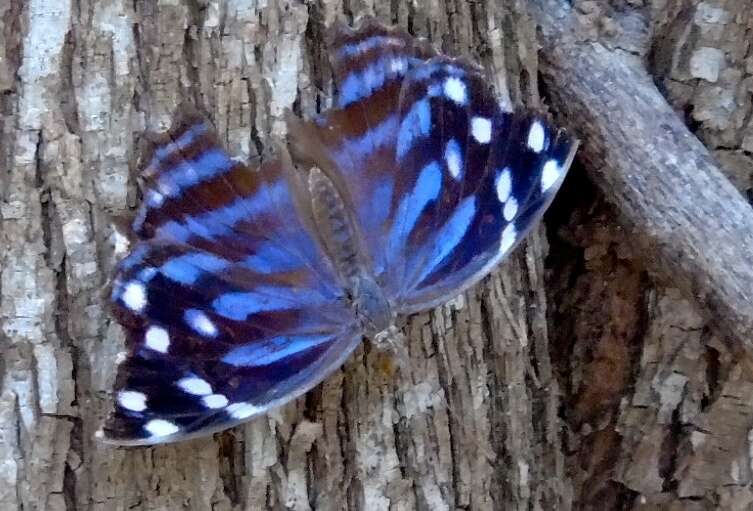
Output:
[[384, 60, 577, 311], [287, 18, 577, 313], [102, 106, 361, 445], [286, 19, 432, 289]]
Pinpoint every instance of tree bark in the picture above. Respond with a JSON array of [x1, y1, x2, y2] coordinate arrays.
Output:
[[1, 1, 751, 510]]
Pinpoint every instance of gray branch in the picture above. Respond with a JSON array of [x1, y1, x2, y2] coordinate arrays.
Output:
[[532, 0, 753, 347]]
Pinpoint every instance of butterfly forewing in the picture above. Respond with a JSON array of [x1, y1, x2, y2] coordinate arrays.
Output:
[[398, 112, 576, 311], [288, 22, 577, 313], [326, 17, 435, 109], [382, 58, 495, 301], [287, 20, 437, 279], [103, 108, 362, 445]]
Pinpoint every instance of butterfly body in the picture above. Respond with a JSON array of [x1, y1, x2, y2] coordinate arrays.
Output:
[[100, 18, 577, 445], [308, 165, 393, 338]]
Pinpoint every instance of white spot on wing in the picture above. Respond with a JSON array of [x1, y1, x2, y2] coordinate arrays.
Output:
[[445, 140, 462, 179], [527, 121, 546, 153], [202, 394, 229, 409], [500, 224, 517, 255], [541, 159, 561, 192], [496, 168, 512, 203], [471, 117, 492, 144], [177, 376, 212, 396], [503, 198, 518, 222], [226, 402, 263, 420], [118, 390, 147, 412], [122, 281, 147, 312], [145, 326, 170, 353], [185, 309, 218, 337], [443, 76, 467, 105], [144, 419, 180, 438]]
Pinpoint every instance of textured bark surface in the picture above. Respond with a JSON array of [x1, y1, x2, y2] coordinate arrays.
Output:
[[0, 0, 751, 510]]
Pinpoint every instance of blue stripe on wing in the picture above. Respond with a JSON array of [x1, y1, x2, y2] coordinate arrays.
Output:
[[221, 333, 335, 367], [413, 195, 477, 285], [155, 149, 235, 198], [211, 286, 330, 321], [149, 122, 209, 164], [335, 34, 406, 59], [396, 98, 431, 158], [332, 114, 398, 165], [241, 242, 306, 274], [383, 161, 442, 273], [155, 179, 286, 242], [159, 253, 230, 285], [339, 55, 409, 108]]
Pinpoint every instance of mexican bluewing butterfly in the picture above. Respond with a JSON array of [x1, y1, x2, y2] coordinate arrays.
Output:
[[100, 18, 577, 445]]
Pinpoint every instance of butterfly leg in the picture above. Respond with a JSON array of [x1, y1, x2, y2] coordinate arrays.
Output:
[[371, 324, 410, 370]]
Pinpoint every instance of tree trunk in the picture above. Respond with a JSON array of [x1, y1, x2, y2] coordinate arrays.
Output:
[[1, 1, 751, 510]]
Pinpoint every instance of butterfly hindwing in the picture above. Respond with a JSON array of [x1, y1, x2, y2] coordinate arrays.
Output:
[[103, 107, 362, 445]]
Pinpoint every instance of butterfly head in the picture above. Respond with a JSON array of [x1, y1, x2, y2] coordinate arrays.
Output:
[[349, 273, 393, 339]]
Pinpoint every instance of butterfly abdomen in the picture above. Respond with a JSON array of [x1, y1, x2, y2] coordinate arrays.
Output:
[[308, 166, 363, 282], [308, 166, 392, 337]]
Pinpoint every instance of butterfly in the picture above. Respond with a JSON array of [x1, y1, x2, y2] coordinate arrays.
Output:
[[99, 17, 577, 445]]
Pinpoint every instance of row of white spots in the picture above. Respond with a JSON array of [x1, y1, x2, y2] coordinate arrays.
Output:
[[471, 116, 492, 144], [177, 376, 228, 409], [495, 167, 519, 254], [119, 277, 218, 346], [117, 383, 228, 414], [527, 120, 546, 153], [119, 393, 262, 440], [144, 314, 217, 354], [139, 399, 261, 440], [117, 376, 234, 440], [119, 275, 219, 336]]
